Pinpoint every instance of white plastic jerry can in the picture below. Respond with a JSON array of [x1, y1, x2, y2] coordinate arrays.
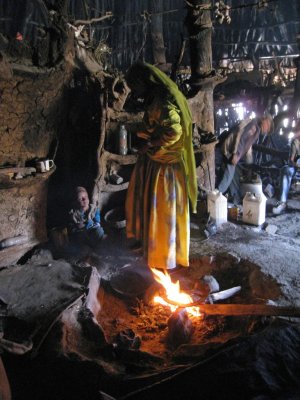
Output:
[[242, 192, 267, 226], [207, 189, 228, 226]]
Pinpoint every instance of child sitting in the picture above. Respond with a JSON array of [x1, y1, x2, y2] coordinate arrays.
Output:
[[68, 186, 105, 249]]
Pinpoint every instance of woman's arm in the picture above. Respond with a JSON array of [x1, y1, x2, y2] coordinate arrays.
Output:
[[147, 99, 182, 147]]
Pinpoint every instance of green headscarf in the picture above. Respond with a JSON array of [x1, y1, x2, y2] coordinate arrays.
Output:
[[126, 62, 198, 213]]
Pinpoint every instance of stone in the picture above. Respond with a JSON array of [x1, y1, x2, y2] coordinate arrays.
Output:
[[265, 224, 278, 235]]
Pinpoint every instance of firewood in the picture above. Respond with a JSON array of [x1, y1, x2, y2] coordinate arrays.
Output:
[[198, 304, 300, 317], [167, 309, 194, 348]]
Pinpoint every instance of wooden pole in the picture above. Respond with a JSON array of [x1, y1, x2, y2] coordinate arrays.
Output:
[[149, 0, 167, 68], [292, 33, 300, 116], [185, 0, 212, 81], [198, 304, 300, 317], [185, 0, 216, 191]]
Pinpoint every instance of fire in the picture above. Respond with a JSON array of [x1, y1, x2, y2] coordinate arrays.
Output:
[[151, 268, 201, 317]]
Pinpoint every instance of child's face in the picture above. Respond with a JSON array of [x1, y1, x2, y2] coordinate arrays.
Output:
[[77, 191, 89, 211]]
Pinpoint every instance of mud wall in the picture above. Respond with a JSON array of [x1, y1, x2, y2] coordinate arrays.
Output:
[[0, 177, 50, 266], [0, 64, 72, 265], [0, 66, 71, 165]]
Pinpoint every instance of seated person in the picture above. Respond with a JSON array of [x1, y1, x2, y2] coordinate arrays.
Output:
[[273, 120, 300, 214], [216, 114, 273, 204], [68, 186, 105, 249]]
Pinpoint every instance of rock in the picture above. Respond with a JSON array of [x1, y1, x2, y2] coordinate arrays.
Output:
[[113, 328, 141, 349], [264, 224, 278, 235], [194, 275, 220, 296]]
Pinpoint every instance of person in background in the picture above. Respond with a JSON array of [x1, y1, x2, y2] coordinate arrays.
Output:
[[216, 114, 274, 204], [273, 120, 300, 214], [125, 62, 197, 271], [68, 186, 105, 249]]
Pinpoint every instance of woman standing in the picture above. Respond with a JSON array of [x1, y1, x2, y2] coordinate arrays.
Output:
[[125, 63, 197, 270]]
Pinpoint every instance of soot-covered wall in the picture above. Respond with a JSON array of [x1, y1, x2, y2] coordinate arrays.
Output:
[[0, 61, 72, 266]]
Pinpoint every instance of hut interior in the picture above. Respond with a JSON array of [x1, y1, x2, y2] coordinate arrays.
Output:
[[0, 1, 300, 399]]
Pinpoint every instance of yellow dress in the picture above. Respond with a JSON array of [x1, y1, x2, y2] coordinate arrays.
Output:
[[126, 93, 191, 269]]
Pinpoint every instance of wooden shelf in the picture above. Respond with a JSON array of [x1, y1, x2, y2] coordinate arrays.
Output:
[[108, 110, 144, 122], [101, 149, 138, 165], [102, 181, 129, 193], [0, 167, 56, 190]]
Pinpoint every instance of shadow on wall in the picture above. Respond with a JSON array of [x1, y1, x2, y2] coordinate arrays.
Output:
[[47, 71, 102, 230]]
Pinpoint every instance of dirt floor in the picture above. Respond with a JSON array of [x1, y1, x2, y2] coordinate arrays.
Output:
[[3, 194, 300, 400], [188, 194, 300, 307], [67, 191, 300, 363], [90, 193, 300, 308], [97, 255, 278, 360]]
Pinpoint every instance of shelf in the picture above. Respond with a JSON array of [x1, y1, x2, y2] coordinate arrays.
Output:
[[108, 110, 144, 122], [0, 167, 56, 190], [101, 149, 138, 165], [101, 181, 129, 193]]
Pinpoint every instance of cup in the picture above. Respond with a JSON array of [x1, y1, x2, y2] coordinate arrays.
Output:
[[44, 159, 54, 171], [228, 205, 239, 221], [109, 173, 124, 185], [35, 159, 54, 173]]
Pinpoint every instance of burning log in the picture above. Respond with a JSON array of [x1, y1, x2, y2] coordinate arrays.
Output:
[[151, 268, 201, 317], [150, 268, 241, 314], [148, 267, 300, 322], [167, 309, 195, 348]]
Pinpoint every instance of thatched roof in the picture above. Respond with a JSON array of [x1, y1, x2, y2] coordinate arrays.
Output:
[[0, 0, 299, 71]]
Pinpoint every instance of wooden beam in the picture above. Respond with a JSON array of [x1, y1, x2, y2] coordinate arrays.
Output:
[[197, 304, 300, 317], [170, 36, 186, 81], [150, 0, 167, 66], [292, 55, 300, 113], [73, 12, 113, 26], [214, 41, 297, 47], [252, 144, 288, 160], [185, 0, 213, 80]]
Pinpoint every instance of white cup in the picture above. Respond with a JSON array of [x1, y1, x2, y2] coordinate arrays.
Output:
[[44, 159, 54, 171], [36, 159, 54, 173]]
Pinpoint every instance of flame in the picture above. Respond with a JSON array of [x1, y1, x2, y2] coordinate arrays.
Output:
[[151, 268, 201, 317]]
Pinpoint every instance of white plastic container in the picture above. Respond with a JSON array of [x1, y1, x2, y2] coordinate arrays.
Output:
[[207, 190, 227, 226], [242, 192, 267, 226]]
